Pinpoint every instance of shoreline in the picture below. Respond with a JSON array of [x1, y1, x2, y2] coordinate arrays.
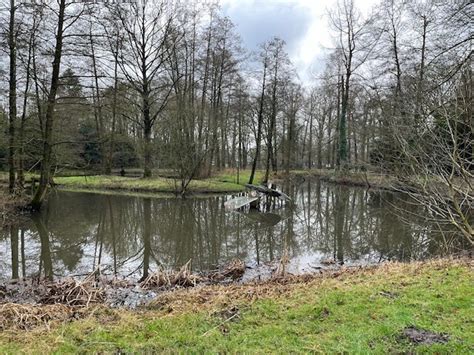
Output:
[[1, 258, 472, 352], [56, 183, 247, 195], [1, 169, 404, 198], [54, 169, 409, 196]]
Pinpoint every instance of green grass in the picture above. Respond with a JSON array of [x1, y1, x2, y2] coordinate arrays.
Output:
[[54, 169, 264, 194], [0, 260, 472, 353], [214, 169, 264, 185]]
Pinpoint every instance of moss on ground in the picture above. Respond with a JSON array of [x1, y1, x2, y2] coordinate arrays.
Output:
[[0, 259, 472, 353]]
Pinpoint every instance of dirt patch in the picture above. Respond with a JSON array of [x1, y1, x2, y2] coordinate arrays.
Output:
[[402, 326, 450, 345], [317, 306, 331, 319], [379, 290, 399, 299], [213, 305, 240, 321]]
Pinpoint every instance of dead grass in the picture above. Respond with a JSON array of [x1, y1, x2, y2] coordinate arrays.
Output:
[[141, 259, 247, 289], [0, 270, 106, 331], [41, 271, 105, 306], [0, 303, 75, 331], [147, 258, 472, 316], [0, 258, 472, 353], [0, 258, 471, 336], [141, 260, 204, 288], [209, 259, 246, 281]]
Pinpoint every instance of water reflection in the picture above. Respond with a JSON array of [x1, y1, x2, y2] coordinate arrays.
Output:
[[0, 179, 468, 280]]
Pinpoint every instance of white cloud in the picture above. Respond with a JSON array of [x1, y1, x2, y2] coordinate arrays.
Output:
[[221, 0, 379, 85]]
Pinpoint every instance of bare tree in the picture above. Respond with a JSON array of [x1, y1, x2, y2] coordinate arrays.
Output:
[[248, 45, 268, 185], [7, 0, 17, 193], [263, 37, 290, 182], [17, 10, 40, 188], [31, 0, 83, 210], [112, 0, 177, 178], [329, 0, 375, 169]]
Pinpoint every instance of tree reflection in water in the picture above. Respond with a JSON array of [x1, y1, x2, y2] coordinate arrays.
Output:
[[0, 179, 469, 280]]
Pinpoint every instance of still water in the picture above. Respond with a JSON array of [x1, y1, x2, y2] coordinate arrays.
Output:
[[0, 179, 468, 281]]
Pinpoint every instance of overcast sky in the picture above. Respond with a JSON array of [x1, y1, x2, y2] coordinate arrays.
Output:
[[221, 0, 378, 85]]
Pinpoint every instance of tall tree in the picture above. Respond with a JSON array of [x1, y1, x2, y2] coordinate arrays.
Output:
[[7, 0, 17, 194], [89, 23, 106, 172], [248, 45, 268, 185], [101, 16, 124, 174], [17, 12, 40, 189], [263, 37, 289, 182], [330, 0, 373, 169], [31, 0, 68, 210], [112, 0, 176, 178]]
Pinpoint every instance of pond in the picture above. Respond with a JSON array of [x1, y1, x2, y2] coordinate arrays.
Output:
[[0, 178, 469, 281]]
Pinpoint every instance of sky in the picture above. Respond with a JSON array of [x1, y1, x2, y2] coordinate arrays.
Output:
[[221, 0, 378, 85]]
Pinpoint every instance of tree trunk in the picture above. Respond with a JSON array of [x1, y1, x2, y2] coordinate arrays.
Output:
[[89, 29, 106, 172], [308, 107, 314, 169], [10, 226, 19, 279], [31, 0, 66, 210], [105, 36, 120, 175], [415, 15, 428, 126], [8, 0, 17, 194], [285, 108, 295, 176], [143, 99, 152, 178], [249, 59, 267, 185], [338, 74, 349, 169], [198, 15, 213, 164], [17, 21, 34, 189], [264, 64, 279, 183], [327, 110, 332, 168], [32, 214, 53, 281], [141, 198, 151, 280]]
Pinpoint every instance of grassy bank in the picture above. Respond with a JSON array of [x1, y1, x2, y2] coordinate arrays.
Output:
[[53, 170, 264, 194], [1, 259, 472, 353], [0, 168, 462, 195], [0, 168, 393, 195]]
